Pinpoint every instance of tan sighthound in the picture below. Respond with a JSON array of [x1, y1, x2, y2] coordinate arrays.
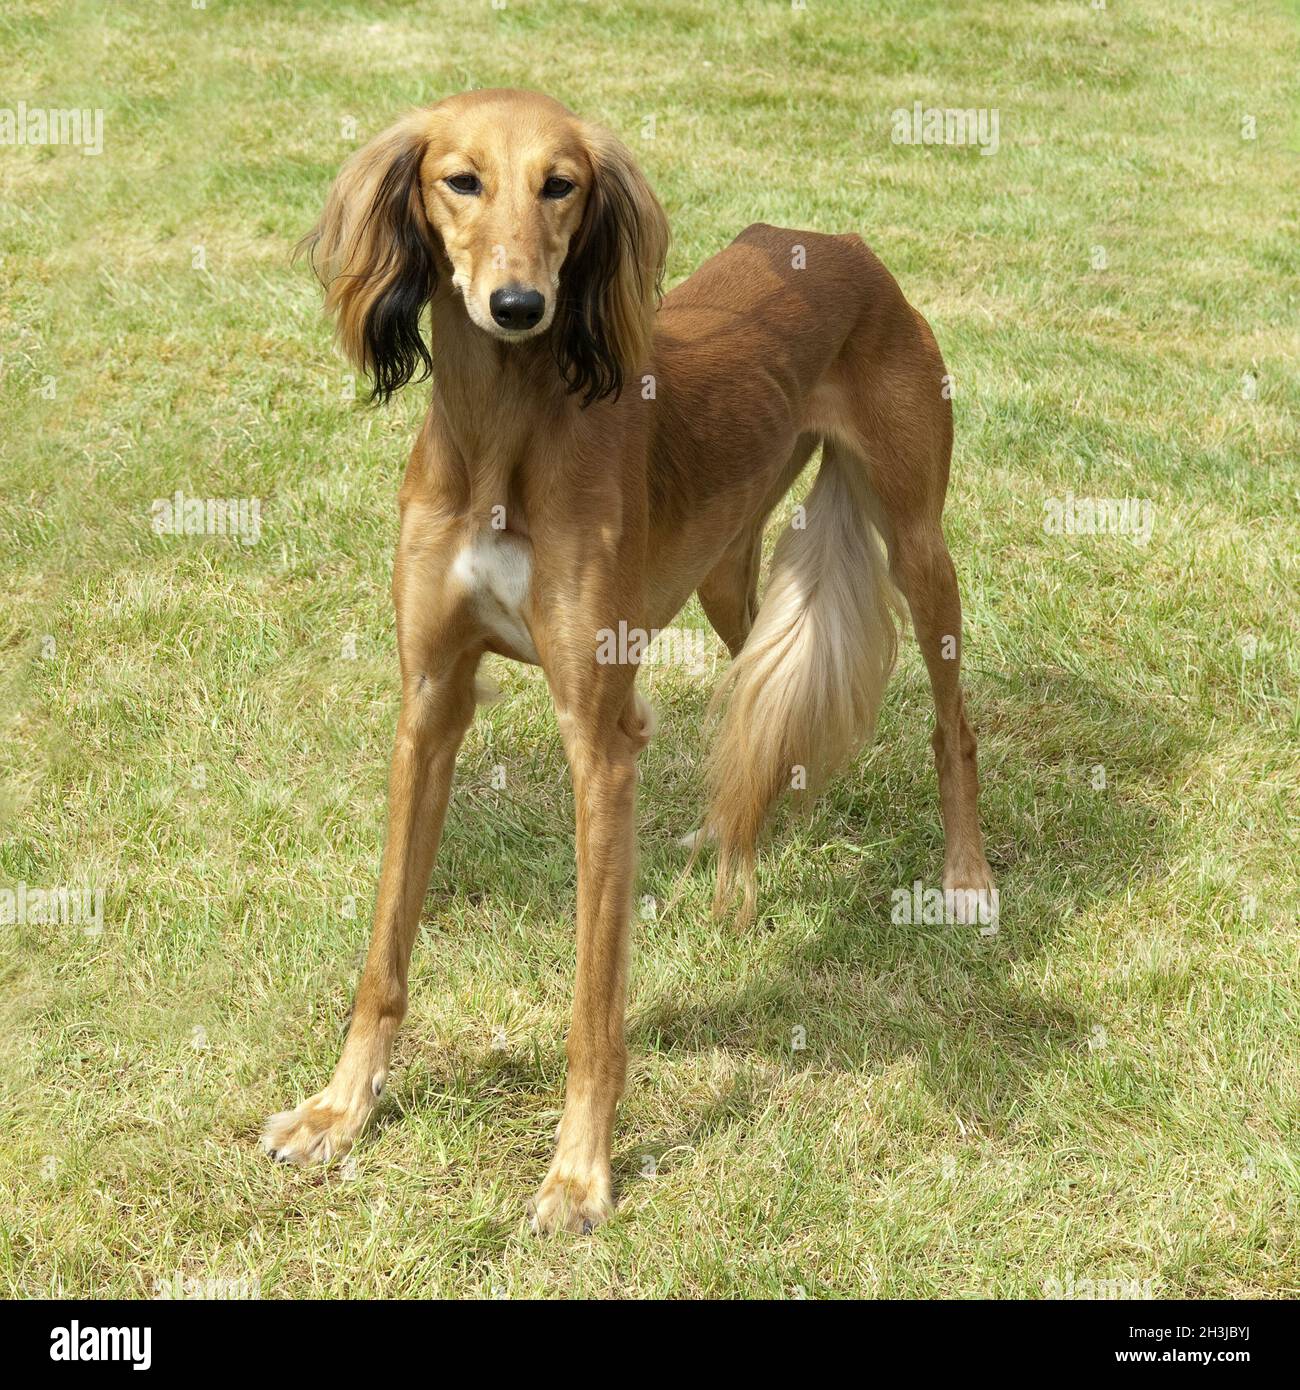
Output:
[[262, 89, 997, 1234]]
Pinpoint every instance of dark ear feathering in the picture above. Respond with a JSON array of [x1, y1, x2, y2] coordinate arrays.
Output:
[[298, 112, 437, 404], [553, 126, 669, 407]]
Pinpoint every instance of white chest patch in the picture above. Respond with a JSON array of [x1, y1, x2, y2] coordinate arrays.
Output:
[[451, 532, 540, 663]]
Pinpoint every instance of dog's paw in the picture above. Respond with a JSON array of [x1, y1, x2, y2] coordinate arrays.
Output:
[[677, 824, 715, 851], [261, 1090, 371, 1167], [942, 859, 999, 926], [527, 1166, 614, 1236]]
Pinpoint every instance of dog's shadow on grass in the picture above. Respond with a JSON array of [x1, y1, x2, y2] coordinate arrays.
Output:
[[623, 655, 1202, 1144]]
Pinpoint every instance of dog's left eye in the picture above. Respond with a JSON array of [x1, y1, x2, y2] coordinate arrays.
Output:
[[446, 173, 481, 195], [542, 176, 575, 199]]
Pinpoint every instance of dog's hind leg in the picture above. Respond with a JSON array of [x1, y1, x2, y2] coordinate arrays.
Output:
[[682, 538, 757, 851], [685, 435, 820, 853], [697, 531, 762, 659], [848, 323, 996, 922], [886, 513, 996, 920], [696, 432, 818, 660]]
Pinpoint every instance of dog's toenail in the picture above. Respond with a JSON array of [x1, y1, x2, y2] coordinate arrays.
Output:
[[582, 1219, 594, 1235]]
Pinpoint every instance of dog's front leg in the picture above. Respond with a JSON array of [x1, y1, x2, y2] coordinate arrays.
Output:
[[264, 512, 479, 1166], [529, 668, 652, 1234]]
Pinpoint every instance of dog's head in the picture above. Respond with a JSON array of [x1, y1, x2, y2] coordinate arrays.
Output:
[[304, 89, 668, 406]]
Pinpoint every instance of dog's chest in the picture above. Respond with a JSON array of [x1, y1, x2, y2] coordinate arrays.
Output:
[[450, 532, 540, 663]]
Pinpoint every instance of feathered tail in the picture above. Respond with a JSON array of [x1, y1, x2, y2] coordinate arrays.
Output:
[[704, 440, 901, 924]]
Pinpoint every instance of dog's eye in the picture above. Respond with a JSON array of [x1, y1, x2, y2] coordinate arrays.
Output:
[[446, 173, 481, 195], [542, 176, 575, 199]]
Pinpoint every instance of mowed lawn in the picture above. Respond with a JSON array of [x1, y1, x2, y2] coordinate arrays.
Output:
[[2, 0, 1297, 1298]]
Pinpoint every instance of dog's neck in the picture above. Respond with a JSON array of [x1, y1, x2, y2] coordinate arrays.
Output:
[[427, 287, 574, 450], [412, 287, 584, 522]]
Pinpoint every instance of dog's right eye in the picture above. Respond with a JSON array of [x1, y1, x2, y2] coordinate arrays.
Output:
[[445, 173, 481, 195]]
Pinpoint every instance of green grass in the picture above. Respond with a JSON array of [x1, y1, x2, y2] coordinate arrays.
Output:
[[2, 0, 1298, 1298]]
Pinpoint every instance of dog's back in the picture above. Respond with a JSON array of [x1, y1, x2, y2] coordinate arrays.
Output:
[[647, 223, 923, 493], [656, 222, 891, 391]]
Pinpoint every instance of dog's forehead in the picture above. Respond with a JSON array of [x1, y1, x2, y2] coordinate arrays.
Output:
[[428, 94, 583, 173], [431, 89, 585, 167]]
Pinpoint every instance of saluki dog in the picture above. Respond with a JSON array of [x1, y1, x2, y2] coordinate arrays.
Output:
[[263, 89, 996, 1233]]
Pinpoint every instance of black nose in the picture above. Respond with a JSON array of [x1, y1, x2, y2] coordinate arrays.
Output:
[[489, 285, 546, 331]]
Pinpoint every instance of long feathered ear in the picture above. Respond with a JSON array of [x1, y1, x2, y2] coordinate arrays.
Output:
[[553, 125, 669, 407], [299, 112, 437, 403]]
